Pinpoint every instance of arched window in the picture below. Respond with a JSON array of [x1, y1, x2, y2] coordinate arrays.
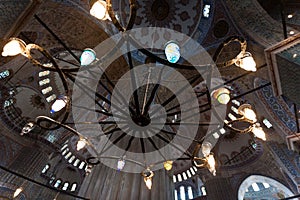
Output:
[[78, 161, 86, 169], [49, 176, 55, 184], [39, 78, 50, 86], [187, 186, 193, 199], [220, 128, 226, 134], [54, 179, 62, 188], [186, 170, 192, 178], [190, 167, 195, 175], [262, 182, 270, 188], [238, 175, 294, 200], [42, 86, 52, 94], [46, 94, 56, 102], [180, 186, 186, 200], [251, 183, 260, 191], [71, 183, 77, 192], [173, 175, 177, 183], [68, 155, 76, 163], [193, 166, 197, 172], [182, 172, 187, 180], [73, 159, 80, 167], [201, 186, 207, 196], [62, 182, 69, 191], [174, 189, 178, 200], [41, 164, 50, 174], [232, 99, 240, 106], [61, 144, 68, 151], [65, 152, 72, 159], [228, 113, 237, 120], [39, 70, 50, 77], [213, 132, 219, 139], [177, 174, 182, 182], [62, 148, 69, 156]]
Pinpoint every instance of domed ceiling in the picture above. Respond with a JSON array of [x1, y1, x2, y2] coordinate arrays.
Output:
[[0, 1, 299, 199]]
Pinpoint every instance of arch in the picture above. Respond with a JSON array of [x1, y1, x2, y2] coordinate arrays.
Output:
[[41, 164, 50, 174], [70, 182, 77, 192], [238, 175, 294, 200], [219, 154, 229, 165], [62, 182, 69, 191]]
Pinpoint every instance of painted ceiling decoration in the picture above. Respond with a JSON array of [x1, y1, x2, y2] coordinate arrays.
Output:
[[0, 0, 299, 199]]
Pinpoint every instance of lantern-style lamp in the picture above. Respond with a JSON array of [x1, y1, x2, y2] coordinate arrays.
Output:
[[235, 52, 256, 72], [2, 38, 26, 57], [164, 41, 180, 63], [21, 122, 35, 135], [142, 168, 154, 190], [163, 160, 173, 171], [80, 48, 97, 66], [13, 187, 23, 198], [201, 141, 212, 157], [76, 138, 87, 151], [251, 125, 266, 141], [238, 104, 257, 122], [50, 96, 68, 114], [211, 87, 231, 104], [206, 153, 216, 176], [117, 158, 126, 171], [90, 0, 110, 20]]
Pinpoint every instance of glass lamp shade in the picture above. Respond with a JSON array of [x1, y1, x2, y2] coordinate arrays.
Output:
[[50, 96, 68, 113], [80, 48, 97, 66], [144, 177, 153, 190], [142, 168, 154, 189], [13, 187, 23, 198], [164, 41, 180, 63], [21, 122, 35, 135], [211, 87, 230, 104], [76, 138, 86, 151], [206, 154, 216, 176], [201, 141, 212, 157], [238, 104, 257, 122], [252, 126, 266, 141], [2, 38, 26, 57], [90, 0, 110, 20], [163, 160, 173, 171], [235, 52, 256, 72], [117, 159, 126, 171]]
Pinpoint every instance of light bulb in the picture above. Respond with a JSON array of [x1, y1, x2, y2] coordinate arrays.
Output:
[[252, 126, 266, 141], [206, 154, 216, 176], [13, 187, 23, 198], [21, 122, 35, 135], [212, 87, 230, 104], [144, 177, 152, 190], [76, 138, 86, 151], [206, 154, 215, 169], [163, 160, 173, 171], [80, 48, 96, 66], [142, 168, 154, 189], [117, 159, 125, 171], [235, 52, 256, 72], [243, 108, 257, 122], [201, 141, 212, 157], [2, 38, 26, 57], [238, 104, 257, 122], [50, 96, 68, 113], [90, 0, 110, 20]]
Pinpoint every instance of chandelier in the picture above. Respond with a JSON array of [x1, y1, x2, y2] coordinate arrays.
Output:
[[1, 0, 266, 197]]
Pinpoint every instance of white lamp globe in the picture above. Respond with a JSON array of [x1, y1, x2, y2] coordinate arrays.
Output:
[[165, 41, 180, 63]]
